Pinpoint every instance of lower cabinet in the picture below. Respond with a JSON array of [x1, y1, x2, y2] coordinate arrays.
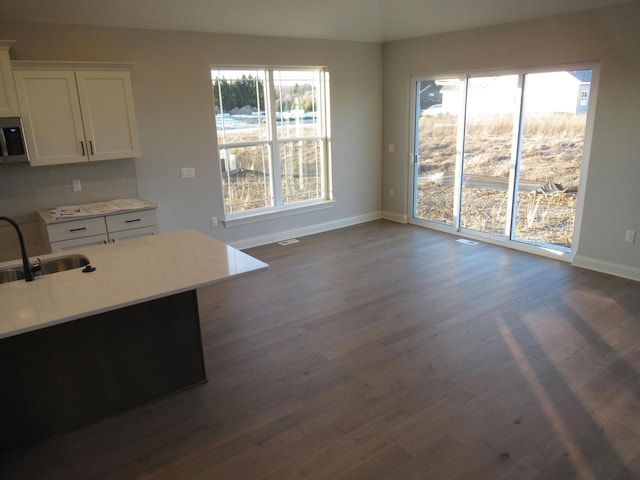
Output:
[[41, 208, 158, 253], [48, 233, 110, 252]]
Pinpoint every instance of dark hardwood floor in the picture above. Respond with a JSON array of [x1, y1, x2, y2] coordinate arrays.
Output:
[[3, 220, 640, 479]]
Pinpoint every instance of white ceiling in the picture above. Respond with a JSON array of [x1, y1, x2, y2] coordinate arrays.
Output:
[[0, 0, 635, 42]]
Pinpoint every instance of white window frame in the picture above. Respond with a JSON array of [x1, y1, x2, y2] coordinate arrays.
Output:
[[408, 62, 600, 262], [212, 66, 333, 226]]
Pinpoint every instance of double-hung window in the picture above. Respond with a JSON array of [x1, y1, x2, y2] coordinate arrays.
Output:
[[212, 67, 330, 217]]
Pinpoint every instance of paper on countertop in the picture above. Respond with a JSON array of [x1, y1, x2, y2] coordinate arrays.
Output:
[[110, 198, 147, 210], [50, 198, 148, 219], [50, 205, 87, 218]]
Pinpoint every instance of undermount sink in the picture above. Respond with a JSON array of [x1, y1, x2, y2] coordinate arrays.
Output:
[[0, 254, 91, 284], [0, 267, 23, 284], [39, 254, 91, 275]]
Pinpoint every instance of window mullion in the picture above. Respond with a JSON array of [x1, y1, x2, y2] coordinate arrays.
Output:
[[453, 77, 468, 231], [319, 70, 329, 199], [267, 69, 283, 207], [506, 74, 525, 239]]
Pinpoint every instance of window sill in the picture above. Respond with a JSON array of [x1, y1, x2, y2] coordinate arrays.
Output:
[[223, 200, 336, 228]]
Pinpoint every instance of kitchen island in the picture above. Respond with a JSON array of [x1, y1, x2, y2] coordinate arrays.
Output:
[[0, 229, 268, 453]]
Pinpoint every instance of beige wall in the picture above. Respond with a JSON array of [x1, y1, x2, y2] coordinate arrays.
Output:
[[0, 23, 383, 259], [383, 3, 640, 280]]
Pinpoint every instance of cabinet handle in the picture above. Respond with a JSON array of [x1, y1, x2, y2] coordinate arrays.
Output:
[[125, 218, 142, 223], [69, 227, 87, 232], [89, 140, 94, 155], [80, 141, 86, 156]]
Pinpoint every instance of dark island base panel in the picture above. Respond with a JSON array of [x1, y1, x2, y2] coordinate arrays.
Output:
[[0, 290, 207, 454]]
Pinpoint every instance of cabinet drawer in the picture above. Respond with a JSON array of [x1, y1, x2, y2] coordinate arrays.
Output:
[[109, 225, 158, 243], [47, 217, 107, 242], [50, 234, 109, 253], [106, 209, 157, 232]]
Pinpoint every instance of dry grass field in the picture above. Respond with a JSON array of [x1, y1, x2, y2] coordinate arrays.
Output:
[[416, 113, 587, 247]]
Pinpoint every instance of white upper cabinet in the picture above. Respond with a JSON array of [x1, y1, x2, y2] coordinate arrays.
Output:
[[75, 71, 140, 162], [0, 41, 20, 117], [13, 70, 87, 165], [13, 64, 141, 166]]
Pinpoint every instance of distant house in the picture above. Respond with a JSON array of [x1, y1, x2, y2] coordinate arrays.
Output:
[[523, 70, 592, 115], [570, 70, 592, 114], [417, 80, 444, 110]]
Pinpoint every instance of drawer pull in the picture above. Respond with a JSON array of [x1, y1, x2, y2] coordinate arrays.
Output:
[[125, 218, 142, 223], [69, 227, 87, 232]]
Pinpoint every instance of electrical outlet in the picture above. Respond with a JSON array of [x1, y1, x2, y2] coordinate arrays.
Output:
[[210, 216, 218, 227], [388, 144, 395, 153], [389, 188, 395, 197], [72, 179, 82, 192], [625, 230, 636, 243], [181, 167, 195, 179]]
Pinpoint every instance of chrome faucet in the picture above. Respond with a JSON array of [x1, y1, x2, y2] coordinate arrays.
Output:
[[0, 216, 35, 282]]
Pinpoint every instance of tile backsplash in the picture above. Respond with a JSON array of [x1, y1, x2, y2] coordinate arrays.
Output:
[[0, 158, 139, 216]]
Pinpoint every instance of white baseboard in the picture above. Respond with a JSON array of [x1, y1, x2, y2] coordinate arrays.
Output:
[[381, 210, 408, 224], [572, 255, 640, 282], [230, 211, 383, 250]]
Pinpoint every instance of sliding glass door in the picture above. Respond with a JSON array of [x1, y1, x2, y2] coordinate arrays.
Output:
[[512, 70, 592, 249], [460, 75, 519, 236], [413, 79, 464, 226], [412, 67, 595, 256]]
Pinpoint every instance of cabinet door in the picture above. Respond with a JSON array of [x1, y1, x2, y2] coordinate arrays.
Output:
[[0, 47, 19, 117], [75, 71, 141, 161], [13, 70, 87, 165]]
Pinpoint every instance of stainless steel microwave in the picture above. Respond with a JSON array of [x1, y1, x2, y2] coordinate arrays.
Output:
[[0, 117, 29, 164]]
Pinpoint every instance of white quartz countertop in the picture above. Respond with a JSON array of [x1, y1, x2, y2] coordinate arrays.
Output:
[[0, 229, 268, 339]]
